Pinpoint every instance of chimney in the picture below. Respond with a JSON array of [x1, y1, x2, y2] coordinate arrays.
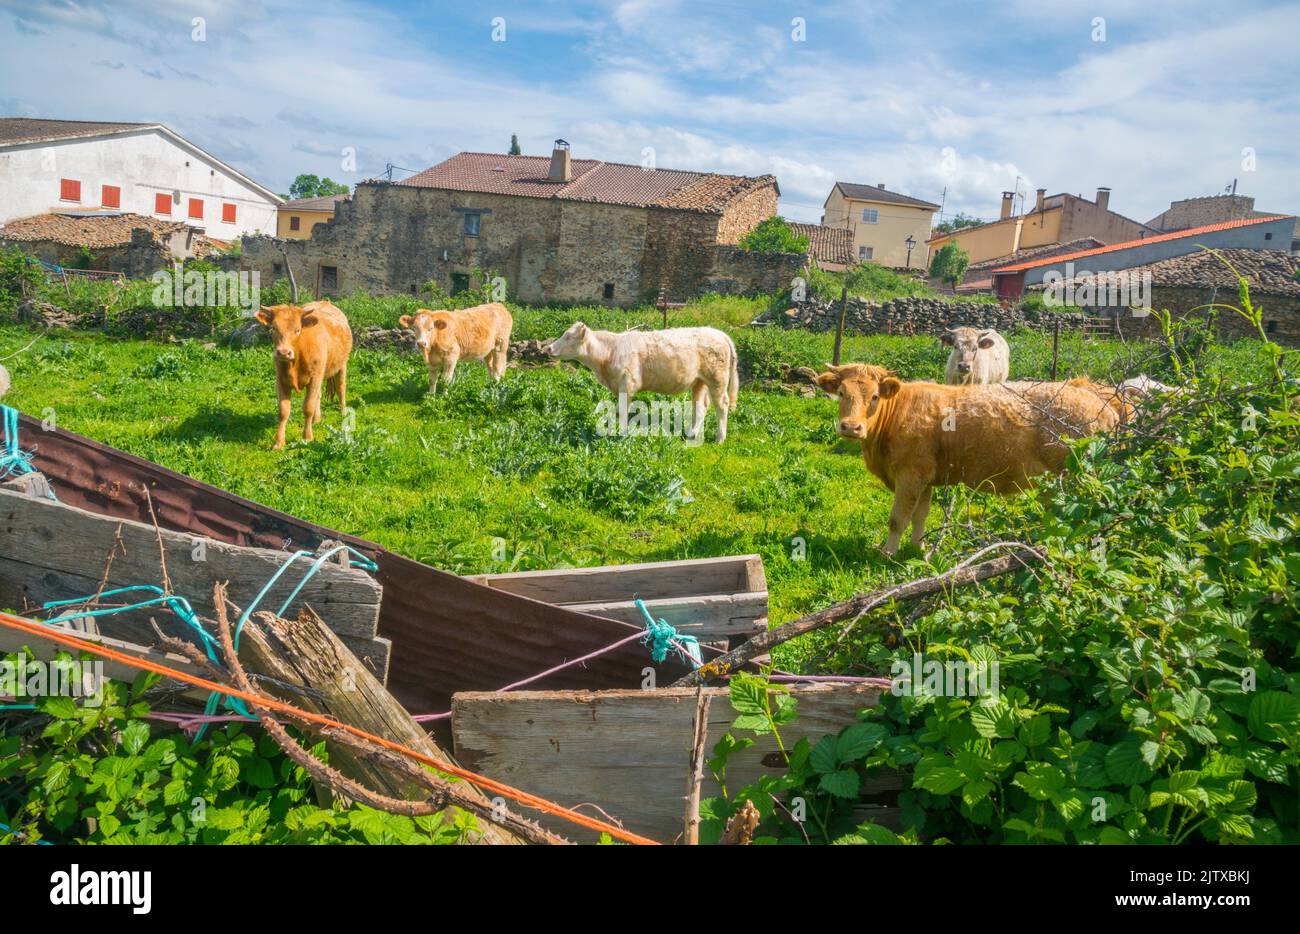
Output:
[[878, 183, 886, 189], [548, 139, 572, 184], [1095, 187, 1111, 212], [1035, 188, 1046, 212], [1000, 191, 1015, 220]]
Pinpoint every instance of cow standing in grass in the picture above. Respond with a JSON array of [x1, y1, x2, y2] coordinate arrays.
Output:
[[546, 322, 739, 443], [815, 363, 1125, 554], [399, 302, 513, 394], [256, 301, 353, 450], [941, 327, 1010, 385]]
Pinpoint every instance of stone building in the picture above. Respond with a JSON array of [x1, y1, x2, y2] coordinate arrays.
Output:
[[1026, 248, 1300, 347], [0, 210, 223, 276], [241, 142, 801, 305]]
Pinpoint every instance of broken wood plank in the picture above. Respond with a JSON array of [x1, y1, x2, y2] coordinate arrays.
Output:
[[0, 486, 382, 645], [564, 592, 766, 641], [237, 604, 524, 845], [451, 683, 900, 843], [469, 554, 764, 605]]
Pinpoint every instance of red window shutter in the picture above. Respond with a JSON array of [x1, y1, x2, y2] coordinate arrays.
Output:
[[101, 185, 121, 208], [289, 216, 300, 231], [155, 192, 172, 215], [221, 202, 237, 223], [60, 178, 81, 201], [188, 198, 204, 219]]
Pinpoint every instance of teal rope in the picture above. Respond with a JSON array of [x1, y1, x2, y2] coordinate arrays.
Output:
[[634, 598, 701, 669], [0, 406, 57, 499], [0, 821, 53, 845]]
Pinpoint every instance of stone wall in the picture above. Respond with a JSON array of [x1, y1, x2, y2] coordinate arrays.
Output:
[[241, 179, 780, 307], [715, 184, 778, 244], [763, 295, 1088, 335], [1119, 286, 1300, 347], [707, 246, 805, 297]]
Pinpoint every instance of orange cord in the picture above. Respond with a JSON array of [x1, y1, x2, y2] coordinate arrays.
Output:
[[0, 610, 660, 846]]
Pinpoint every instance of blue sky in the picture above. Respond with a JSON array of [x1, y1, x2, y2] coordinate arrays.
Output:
[[2, 0, 1298, 225]]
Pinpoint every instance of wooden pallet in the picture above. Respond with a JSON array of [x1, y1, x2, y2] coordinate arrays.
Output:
[[468, 554, 768, 647]]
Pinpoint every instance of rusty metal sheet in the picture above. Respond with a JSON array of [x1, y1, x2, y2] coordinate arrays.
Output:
[[17, 414, 709, 739]]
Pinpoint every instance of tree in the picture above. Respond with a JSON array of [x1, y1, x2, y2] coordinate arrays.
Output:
[[929, 242, 970, 286], [508, 134, 521, 156], [933, 212, 982, 235], [738, 216, 810, 254], [287, 174, 350, 201]]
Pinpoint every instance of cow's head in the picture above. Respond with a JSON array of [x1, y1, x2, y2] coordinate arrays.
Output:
[[940, 327, 998, 383], [814, 363, 901, 439], [546, 321, 590, 359], [399, 310, 455, 359], [256, 304, 317, 361]]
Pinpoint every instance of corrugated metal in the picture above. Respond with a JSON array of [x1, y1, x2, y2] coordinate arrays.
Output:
[[18, 414, 706, 740]]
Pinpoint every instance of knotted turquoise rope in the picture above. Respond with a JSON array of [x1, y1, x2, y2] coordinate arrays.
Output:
[[0, 405, 56, 499], [635, 598, 701, 668]]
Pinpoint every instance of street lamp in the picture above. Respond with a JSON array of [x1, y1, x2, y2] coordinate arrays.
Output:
[[904, 235, 917, 268]]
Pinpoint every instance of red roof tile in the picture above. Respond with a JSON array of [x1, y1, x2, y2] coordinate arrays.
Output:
[[991, 215, 1293, 274]]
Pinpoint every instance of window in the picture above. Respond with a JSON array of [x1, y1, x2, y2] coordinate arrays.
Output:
[[188, 198, 204, 219], [858, 246, 874, 260], [861, 208, 879, 224], [463, 212, 481, 236], [1264, 232, 1273, 241], [602, 283, 615, 300], [101, 185, 121, 209], [60, 178, 81, 202], [1266, 320, 1277, 334], [289, 216, 301, 231], [451, 273, 470, 295], [320, 265, 338, 292], [155, 192, 172, 215], [272, 262, 284, 275], [221, 203, 237, 224]]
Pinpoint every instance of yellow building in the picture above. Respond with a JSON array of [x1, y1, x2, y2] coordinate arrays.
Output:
[[277, 194, 346, 239], [821, 182, 939, 269], [927, 188, 1154, 266]]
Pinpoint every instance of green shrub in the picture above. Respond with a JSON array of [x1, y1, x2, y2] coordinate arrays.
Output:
[[739, 217, 810, 254]]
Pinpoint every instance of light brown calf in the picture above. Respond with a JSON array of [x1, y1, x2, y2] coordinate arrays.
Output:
[[255, 301, 353, 449], [399, 302, 513, 393], [815, 363, 1126, 554]]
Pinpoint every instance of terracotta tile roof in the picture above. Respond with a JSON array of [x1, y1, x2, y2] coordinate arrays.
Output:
[[0, 211, 190, 248], [991, 215, 1294, 274], [790, 222, 853, 265], [396, 151, 776, 213], [1029, 249, 1300, 297], [279, 194, 348, 212], [834, 182, 940, 210], [965, 238, 1104, 274], [0, 117, 154, 145]]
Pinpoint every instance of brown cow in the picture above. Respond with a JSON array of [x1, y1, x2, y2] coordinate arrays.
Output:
[[255, 301, 353, 449], [814, 363, 1125, 554], [398, 302, 513, 393]]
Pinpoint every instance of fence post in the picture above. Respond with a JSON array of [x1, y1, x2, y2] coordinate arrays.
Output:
[[1051, 318, 1060, 381], [832, 285, 849, 366]]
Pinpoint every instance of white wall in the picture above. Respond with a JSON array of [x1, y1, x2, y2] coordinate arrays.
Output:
[[0, 128, 278, 236]]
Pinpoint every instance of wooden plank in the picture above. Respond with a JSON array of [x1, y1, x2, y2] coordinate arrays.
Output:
[[565, 592, 767, 641], [238, 606, 524, 845], [0, 486, 381, 639], [468, 554, 760, 605], [451, 683, 900, 843]]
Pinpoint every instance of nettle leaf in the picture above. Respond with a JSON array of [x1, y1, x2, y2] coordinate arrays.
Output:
[[914, 767, 965, 795], [730, 713, 771, 734], [1247, 691, 1300, 741], [1105, 739, 1155, 785], [1018, 715, 1051, 748], [39, 696, 78, 720], [836, 722, 887, 762], [1172, 689, 1212, 721], [819, 768, 861, 799], [1243, 745, 1288, 784], [969, 699, 1016, 739], [810, 736, 839, 775], [121, 720, 149, 755], [1012, 762, 1066, 800], [961, 780, 994, 807], [728, 676, 767, 715], [834, 822, 899, 845]]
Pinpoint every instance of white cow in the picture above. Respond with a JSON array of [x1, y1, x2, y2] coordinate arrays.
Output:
[[0, 364, 9, 399], [1116, 374, 1181, 400], [941, 327, 1010, 385], [546, 322, 739, 443]]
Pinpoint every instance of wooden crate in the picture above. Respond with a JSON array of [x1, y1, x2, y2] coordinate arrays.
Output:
[[468, 554, 768, 646]]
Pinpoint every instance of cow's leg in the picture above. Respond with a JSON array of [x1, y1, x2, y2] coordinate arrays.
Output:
[[688, 380, 709, 441], [909, 486, 933, 548], [491, 341, 508, 380], [426, 360, 439, 394], [273, 381, 291, 451], [334, 367, 347, 414], [707, 379, 728, 443], [442, 354, 459, 389], [303, 375, 323, 442], [884, 481, 925, 555]]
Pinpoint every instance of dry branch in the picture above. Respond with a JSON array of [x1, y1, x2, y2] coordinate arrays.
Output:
[[672, 544, 1044, 687]]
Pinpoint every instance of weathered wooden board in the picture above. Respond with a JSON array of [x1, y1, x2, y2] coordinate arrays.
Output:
[[469, 555, 768, 643], [0, 485, 382, 640], [451, 683, 900, 843]]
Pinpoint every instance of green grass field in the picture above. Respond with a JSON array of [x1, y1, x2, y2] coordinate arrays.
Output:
[[0, 296, 1278, 671]]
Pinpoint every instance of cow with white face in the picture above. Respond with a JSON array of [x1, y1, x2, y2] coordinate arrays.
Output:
[[941, 327, 1010, 385]]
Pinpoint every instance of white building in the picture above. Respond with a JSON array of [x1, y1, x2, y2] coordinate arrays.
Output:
[[0, 118, 281, 237]]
